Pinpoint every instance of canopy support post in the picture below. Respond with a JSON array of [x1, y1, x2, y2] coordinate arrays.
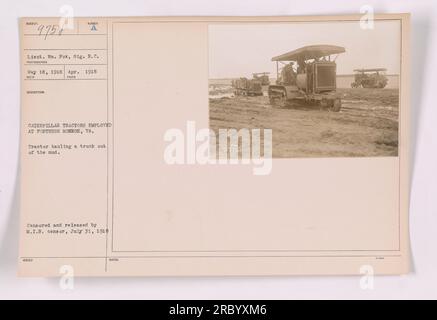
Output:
[[276, 61, 278, 79]]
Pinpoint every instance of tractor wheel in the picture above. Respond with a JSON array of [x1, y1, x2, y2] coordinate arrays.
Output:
[[269, 92, 286, 108], [329, 99, 341, 112], [276, 94, 286, 107], [320, 98, 329, 109]]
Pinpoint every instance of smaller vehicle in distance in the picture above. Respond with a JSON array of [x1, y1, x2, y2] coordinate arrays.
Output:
[[351, 68, 388, 88], [252, 72, 270, 85], [232, 77, 263, 96]]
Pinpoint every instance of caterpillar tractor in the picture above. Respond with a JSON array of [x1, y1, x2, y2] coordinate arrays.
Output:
[[351, 68, 388, 88], [268, 45, 345, 112]]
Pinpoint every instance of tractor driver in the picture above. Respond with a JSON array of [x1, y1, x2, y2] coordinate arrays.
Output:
[[282, 62, 296, 85], [297, 57, 306, 74]]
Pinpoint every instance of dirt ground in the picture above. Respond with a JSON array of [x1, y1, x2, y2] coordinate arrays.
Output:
[[209, 87, 399, 158]]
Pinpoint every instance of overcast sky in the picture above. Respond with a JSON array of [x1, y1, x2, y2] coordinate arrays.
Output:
[[208, 20, 401, 78]]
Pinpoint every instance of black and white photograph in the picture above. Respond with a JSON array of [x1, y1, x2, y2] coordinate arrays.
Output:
[[209, 20, 401, 158]]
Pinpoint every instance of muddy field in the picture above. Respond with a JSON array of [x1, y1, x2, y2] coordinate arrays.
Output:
[[209, 86, 399, 158]]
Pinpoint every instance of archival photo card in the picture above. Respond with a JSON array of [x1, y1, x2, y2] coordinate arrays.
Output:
[[19, 15, 410, 276]]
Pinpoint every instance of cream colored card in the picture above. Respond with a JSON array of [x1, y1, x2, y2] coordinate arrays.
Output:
[[19, 14, 410, 276]]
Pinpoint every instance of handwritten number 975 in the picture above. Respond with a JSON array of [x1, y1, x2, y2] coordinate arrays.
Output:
[[37, 24, 64, 40]]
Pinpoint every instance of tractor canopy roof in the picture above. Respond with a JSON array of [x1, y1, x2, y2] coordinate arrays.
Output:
[[271, 45, 345, 62], [353, 68, 387, 73]]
